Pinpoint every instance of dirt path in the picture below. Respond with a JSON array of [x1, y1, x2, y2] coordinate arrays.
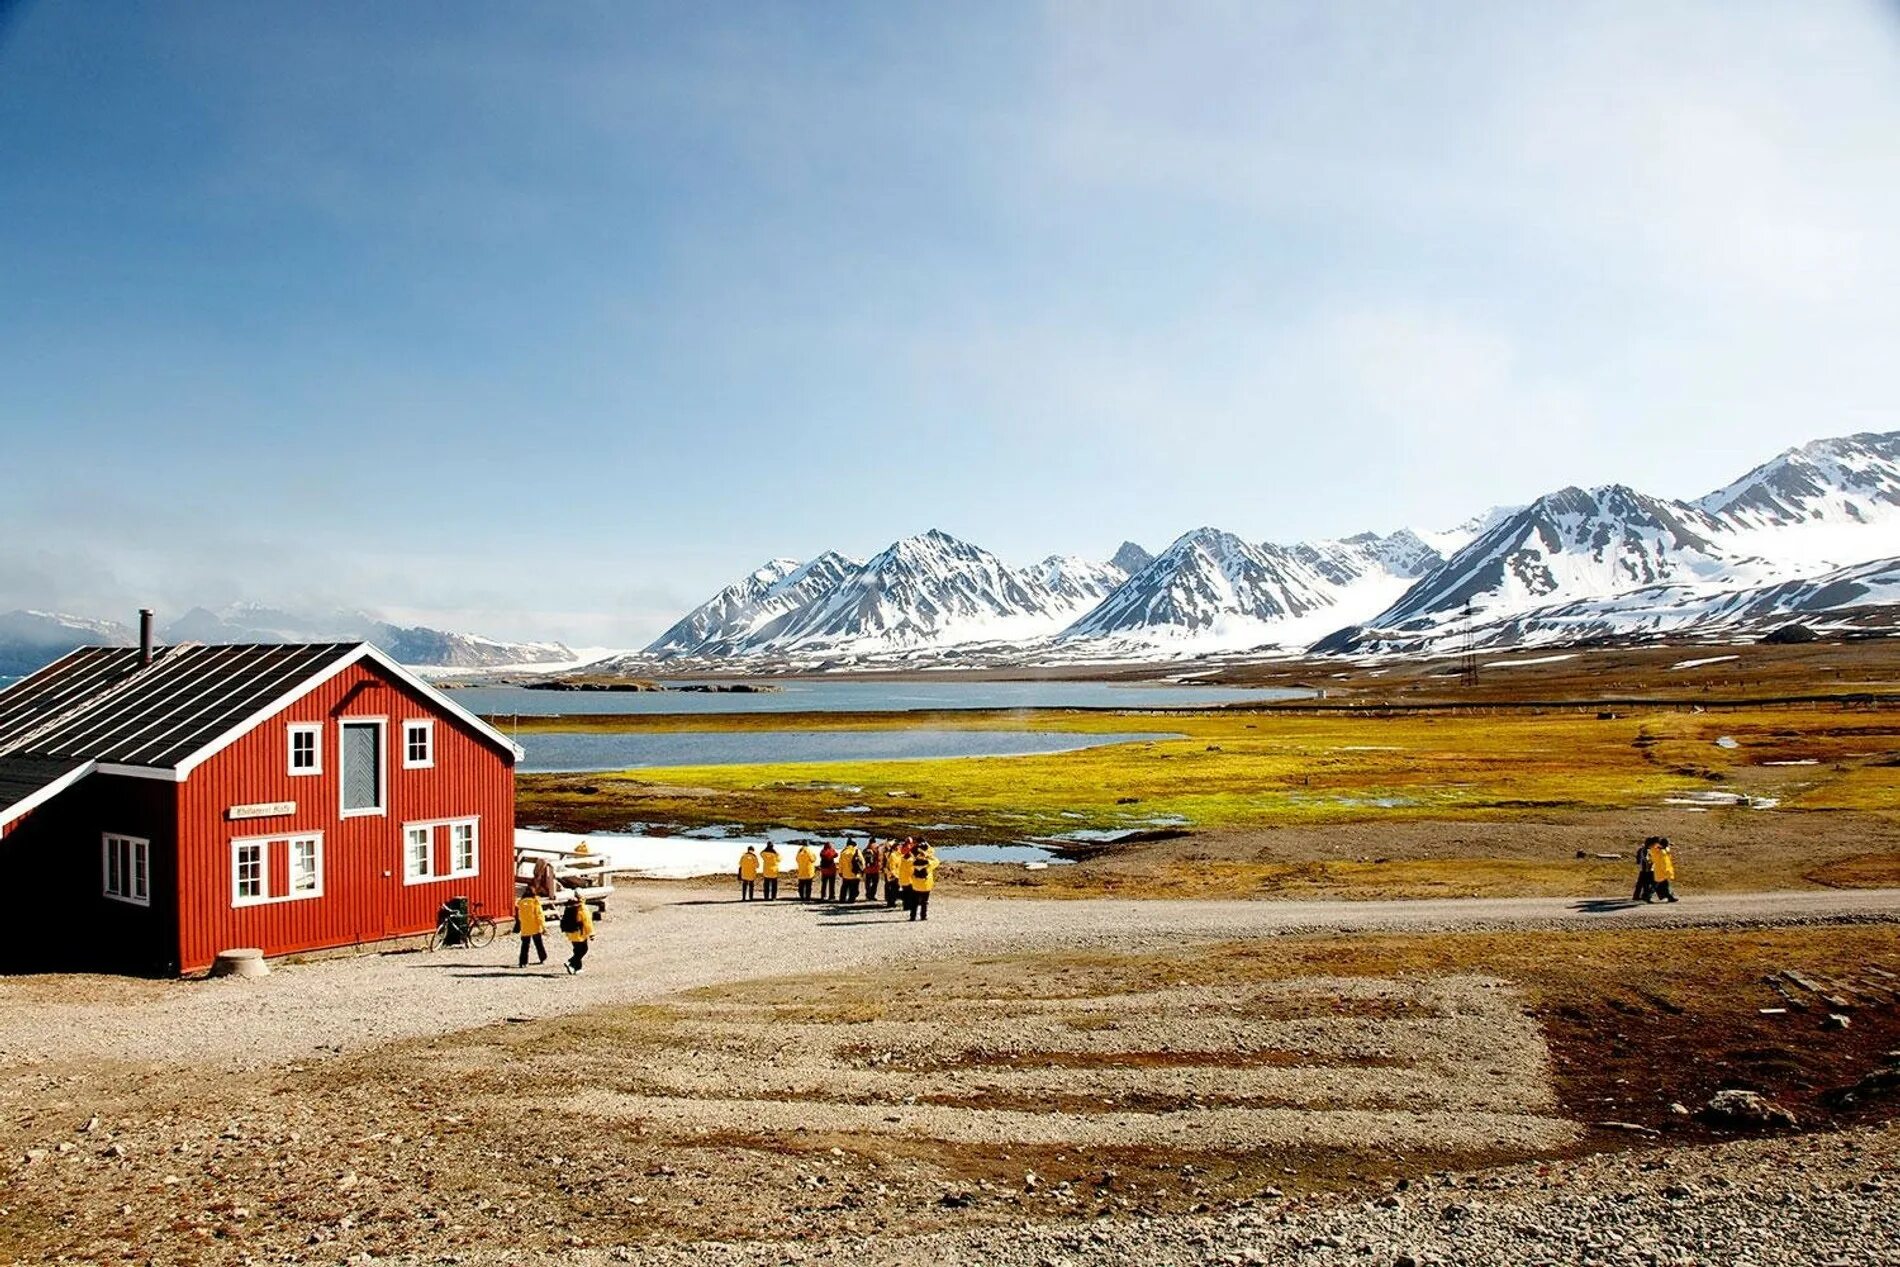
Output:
[[2, 885, 1895, 1070]]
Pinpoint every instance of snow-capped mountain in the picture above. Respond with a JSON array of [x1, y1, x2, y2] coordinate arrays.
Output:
[[1367, 485, 1754, 634], [0, 605, 574, 676], [1699, 432, 1900, 531], [1058, 528, 1424, 649], [159, 605, 574, 668], [1334, 554, 1900, 654], [646, 552, 860, 658], [1035, 548, 1143, 610], [758, 530, 1083, 654], [0, 611, 134, 677], [646, 534, 1153, 661], [1694, 431, 1900, 569], [630, 427, 1900, 666]]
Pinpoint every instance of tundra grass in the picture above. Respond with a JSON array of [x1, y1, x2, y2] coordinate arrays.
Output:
[[514, 705, 1900, 839]]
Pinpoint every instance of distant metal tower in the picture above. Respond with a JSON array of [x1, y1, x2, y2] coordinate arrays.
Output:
[[1459, 602, 1480, 687]]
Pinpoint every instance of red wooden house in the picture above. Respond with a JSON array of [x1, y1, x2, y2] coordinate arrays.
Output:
[[0, 631, 521, 976]]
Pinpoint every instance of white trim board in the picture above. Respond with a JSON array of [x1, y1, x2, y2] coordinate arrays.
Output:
[[171, 643, 524, 780]]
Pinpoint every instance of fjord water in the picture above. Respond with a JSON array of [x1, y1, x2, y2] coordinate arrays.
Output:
[[516, 728, 1183, 773], [454, 679, 1307, 717]]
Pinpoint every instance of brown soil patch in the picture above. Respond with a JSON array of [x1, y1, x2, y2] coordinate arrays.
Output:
[[1807, 852, 1900, 888]]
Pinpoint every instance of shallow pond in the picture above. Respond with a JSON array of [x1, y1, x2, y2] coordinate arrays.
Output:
[[516, 825, 1071, 875]]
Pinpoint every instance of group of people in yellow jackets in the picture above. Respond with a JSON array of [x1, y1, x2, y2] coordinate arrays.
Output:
[[738, 837, 938, 920]]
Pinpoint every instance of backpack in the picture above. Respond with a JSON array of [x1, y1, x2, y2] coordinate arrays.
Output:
[[560, 902, 582, 933]]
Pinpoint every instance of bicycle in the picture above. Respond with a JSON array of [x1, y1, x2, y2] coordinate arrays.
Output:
[[428, 899, 499, 951]]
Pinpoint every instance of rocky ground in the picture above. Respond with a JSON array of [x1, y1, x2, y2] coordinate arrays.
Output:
[[2, 890, 1898, 1264], [598, 1120, 1900, 1267]]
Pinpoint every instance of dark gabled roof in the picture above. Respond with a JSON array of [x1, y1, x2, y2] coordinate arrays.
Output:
[[0, 754, 92, 825], [0, 643, 362, 769]]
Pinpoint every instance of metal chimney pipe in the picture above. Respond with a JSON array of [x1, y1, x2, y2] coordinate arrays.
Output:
[[139, 609, 154, 667]]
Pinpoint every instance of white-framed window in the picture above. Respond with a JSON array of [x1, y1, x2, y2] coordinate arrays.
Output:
[[232, 840, 266, 906], [403, 824, 434, 883], [230, 833, 324, 907], [102, 833, 151, 907], [288, 723, 322, 776], [449, 820, 478, 877], [289, 834, 322, 896], [403, 817, 479, 884], [339, 719, 386, 817], [402, 719, 434, 769]]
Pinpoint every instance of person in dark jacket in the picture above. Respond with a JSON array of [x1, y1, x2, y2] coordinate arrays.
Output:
[[1633, 837, 1656, 903], [862, 840, 883, 903], [818, 841, 839, 902]]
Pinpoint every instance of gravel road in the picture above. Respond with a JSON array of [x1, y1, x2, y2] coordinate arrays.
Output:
[[1, 885, 1895, 1069]]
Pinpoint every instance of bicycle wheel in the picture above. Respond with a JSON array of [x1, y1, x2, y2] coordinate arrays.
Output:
[[468, 917, 498, 948], [427, 921, 446, 952]]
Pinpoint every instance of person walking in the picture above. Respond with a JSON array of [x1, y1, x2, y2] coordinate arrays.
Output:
[[1633, 837, 1656, 903], [862, 840, 883, 904], [515, 889, 549, 967], [909, 843, 937, 922], [1650, 838, 1679, 903], [838, 840, 862, 903], [796, 843, 817, 902], [738, 845, 760, 902], [819, 841, 840, 902], [560, 893, 594, 974], [760, 843, 781, 900]]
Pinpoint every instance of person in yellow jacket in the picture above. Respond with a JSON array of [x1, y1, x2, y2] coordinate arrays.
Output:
[[838, 841, 863, 903], [515, 890, 548, 967], [908, 843, 937, 922], [890, 840, 914, 911], [760, 843, 781, 900], [1649, 838, 1679, 903], [795, 843, 817, 902], [738, 846, 760, 902], [560, 893, 594, 974]]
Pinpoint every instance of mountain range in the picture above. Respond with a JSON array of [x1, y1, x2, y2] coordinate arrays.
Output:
[[642, 430, 1900, 666], [0, 605, 574, 678]]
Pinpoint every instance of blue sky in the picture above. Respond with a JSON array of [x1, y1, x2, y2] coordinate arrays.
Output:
[[3, 3, 1898, 645]]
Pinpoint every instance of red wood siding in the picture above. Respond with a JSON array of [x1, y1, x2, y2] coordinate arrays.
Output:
[[174, 661, 514, 974]]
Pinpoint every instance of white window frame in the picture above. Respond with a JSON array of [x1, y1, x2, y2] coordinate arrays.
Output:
[[448, 819, 478, 878], [402, 719, 435, 770], [338, 718, 387, 819], [287, 723, 322, 777], [231, 839, 267, 907], [402, 823, 436, 884], [288, 833, 323, 898], [230, 832, 325, 908], [402, 816, 479, 884], [102, 833, 151, 907]]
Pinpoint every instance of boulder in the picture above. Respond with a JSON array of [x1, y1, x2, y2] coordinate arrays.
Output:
[[1702, 1089, 1798, 1130]]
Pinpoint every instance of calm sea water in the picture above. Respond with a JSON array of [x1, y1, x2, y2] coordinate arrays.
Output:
[[455, 679, 1305, 717], [517, 728, 1179, 773]]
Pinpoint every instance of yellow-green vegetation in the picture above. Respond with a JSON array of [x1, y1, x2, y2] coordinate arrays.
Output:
[[515, 704, 1900, 841]]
